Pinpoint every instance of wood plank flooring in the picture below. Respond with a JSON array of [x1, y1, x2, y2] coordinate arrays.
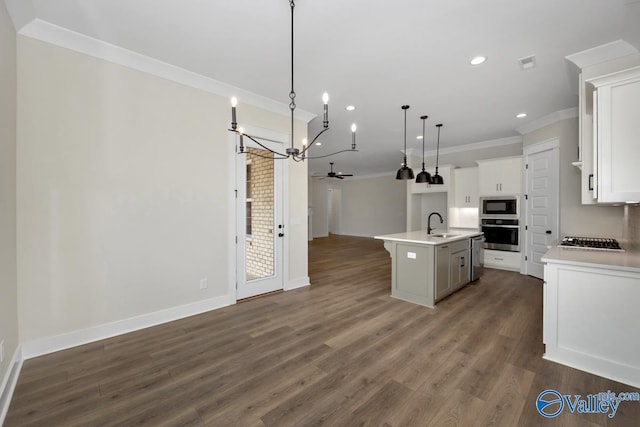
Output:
[[5, 234, 640, 426]]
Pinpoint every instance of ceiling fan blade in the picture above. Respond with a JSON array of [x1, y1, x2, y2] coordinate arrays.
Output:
[[336, 175, 344, 179], [340, 174, 354, 177]]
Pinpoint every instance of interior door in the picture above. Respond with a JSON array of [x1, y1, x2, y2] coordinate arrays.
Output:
[[524, 146, 559, 279], [236, 133, 284, 300]]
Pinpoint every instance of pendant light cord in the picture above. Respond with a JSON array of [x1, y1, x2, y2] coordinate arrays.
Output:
[[421, 117, 426, 169], [435, 123, 442, 173], [289, 0, 296, 150], [403, 106, 409, 166]]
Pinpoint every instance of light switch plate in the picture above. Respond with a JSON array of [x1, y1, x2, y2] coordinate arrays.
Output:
[[407, 252, 416, 259]]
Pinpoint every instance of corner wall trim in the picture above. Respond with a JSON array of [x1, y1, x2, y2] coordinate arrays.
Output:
[[21, 294, 234, 360], [0, 346, 24, 425]]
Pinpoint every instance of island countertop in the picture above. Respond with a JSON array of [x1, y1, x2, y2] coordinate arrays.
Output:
[[374, 229, 483, 245]]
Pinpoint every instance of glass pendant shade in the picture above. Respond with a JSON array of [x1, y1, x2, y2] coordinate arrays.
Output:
[[396, 105, 414, 180]]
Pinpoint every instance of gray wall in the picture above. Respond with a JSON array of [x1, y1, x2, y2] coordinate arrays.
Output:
[[523, 117, 625, 238], [0, 0, 18, 402]]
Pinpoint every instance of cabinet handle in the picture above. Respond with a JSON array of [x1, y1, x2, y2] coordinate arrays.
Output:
[[496, 184, 499, 191], [461, 256, 465, 267], [495, 257, 504, 261], [588, 174, 594, 191], [499, 183, 502, 191]]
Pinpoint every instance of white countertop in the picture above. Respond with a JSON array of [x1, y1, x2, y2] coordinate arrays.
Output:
[[542, 242, 640, 273], [374, 229, 483, 245]]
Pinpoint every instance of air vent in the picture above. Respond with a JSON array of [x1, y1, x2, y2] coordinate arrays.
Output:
[[518, 55, 537, 70]]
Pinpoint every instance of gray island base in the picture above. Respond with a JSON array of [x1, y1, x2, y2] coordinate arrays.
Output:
[[375, 230, 483, 308]]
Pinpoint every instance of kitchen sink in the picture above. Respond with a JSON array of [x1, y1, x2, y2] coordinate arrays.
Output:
[[427, 233, 459, 238]]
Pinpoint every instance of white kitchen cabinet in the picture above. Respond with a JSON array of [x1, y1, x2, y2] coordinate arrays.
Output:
[[476, 156, 522, 196], [587, 66, 640, 203], [543, 259, 640, 387], [453, 167, 478, 207], [484, 249, 521, 272]]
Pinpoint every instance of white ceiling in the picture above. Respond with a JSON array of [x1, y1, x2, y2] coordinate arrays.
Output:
[[6, 0, 640, 177]]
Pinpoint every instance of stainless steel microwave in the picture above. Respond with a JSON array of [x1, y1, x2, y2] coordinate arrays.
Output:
[[480, 196, 519, 218]]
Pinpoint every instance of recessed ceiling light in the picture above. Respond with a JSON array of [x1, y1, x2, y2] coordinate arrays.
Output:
[[516, 113, 527, 118], [345, 105, 356, 111], [416, 135, 423, 140], [315, 142, 322, 146], [470, 56, 487, 65]]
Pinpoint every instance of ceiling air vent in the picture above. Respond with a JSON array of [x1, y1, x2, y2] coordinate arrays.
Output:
[[518, 55, 537, 70]]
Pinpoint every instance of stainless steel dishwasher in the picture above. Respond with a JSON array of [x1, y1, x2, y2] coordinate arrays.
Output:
[[470, 235, 485, 281]]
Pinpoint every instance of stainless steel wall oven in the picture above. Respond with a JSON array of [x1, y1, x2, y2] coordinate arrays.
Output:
[[479, 196, 520, 252], [480, 218, 519, 251]]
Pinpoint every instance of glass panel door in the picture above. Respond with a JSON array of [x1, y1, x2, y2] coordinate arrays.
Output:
[[245, 148, 275, 282], [235, 134, 284, 300]]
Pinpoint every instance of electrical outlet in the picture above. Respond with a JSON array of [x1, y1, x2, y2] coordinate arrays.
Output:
[[0, 340, 4, 363], [199, 278, 208, 290]]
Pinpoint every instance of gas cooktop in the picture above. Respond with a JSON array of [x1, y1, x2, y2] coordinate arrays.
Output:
[[559, 236, 624, 252]]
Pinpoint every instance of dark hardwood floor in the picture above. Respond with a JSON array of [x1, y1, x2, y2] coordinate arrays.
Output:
[[5, 234, 640, 426]]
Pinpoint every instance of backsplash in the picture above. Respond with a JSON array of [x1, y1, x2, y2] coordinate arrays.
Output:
[[624, 205, 640, 243]]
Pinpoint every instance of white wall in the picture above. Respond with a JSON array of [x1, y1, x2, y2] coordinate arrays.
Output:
[[310, 178, 330, 238], [310, 174, 406, 238], [0, 0, 18, 407], [523, 117, 624, 237], [16, 36, 308, 348]]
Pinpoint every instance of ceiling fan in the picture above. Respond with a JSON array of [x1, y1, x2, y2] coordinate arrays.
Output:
[[315, 162, 353, 179]]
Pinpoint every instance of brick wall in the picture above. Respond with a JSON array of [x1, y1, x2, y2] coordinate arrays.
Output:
[[246, 148, 275, 279]]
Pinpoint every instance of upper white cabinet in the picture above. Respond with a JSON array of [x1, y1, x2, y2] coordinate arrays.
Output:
[[587, 66, 640, 203], [476, 156, 522, 196], [453, 167, 478, 207]]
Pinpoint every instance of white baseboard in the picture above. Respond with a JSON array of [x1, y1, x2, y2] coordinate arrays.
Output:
[[21, 294, 235, 360], [286, 277, 310, 291], [0, 346, 24, 426]]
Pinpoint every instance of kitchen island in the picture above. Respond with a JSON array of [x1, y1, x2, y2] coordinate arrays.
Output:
[[542, 243, 640, 388], [375, 230, 483, 308]]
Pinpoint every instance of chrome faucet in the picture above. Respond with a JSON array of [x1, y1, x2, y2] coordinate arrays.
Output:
[[427, 212, 443, 235]]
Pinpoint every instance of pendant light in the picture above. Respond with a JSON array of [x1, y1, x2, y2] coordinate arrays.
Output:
[[431, 123, 444, 184], [415, 115, 432, 183], [396, 105, 414, 180]]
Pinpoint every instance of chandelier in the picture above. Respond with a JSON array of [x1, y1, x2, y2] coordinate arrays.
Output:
[[229, 0, 358, 161]]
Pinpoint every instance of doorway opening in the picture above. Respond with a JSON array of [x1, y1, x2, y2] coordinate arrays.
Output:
[[328, 187, 342, 235]]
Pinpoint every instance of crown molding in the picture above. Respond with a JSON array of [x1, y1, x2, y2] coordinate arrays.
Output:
[[406, 135, 522, 158], [566, 40, 638, 69], [16, 18, 316, 123], [515, 107, 578, 135]]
